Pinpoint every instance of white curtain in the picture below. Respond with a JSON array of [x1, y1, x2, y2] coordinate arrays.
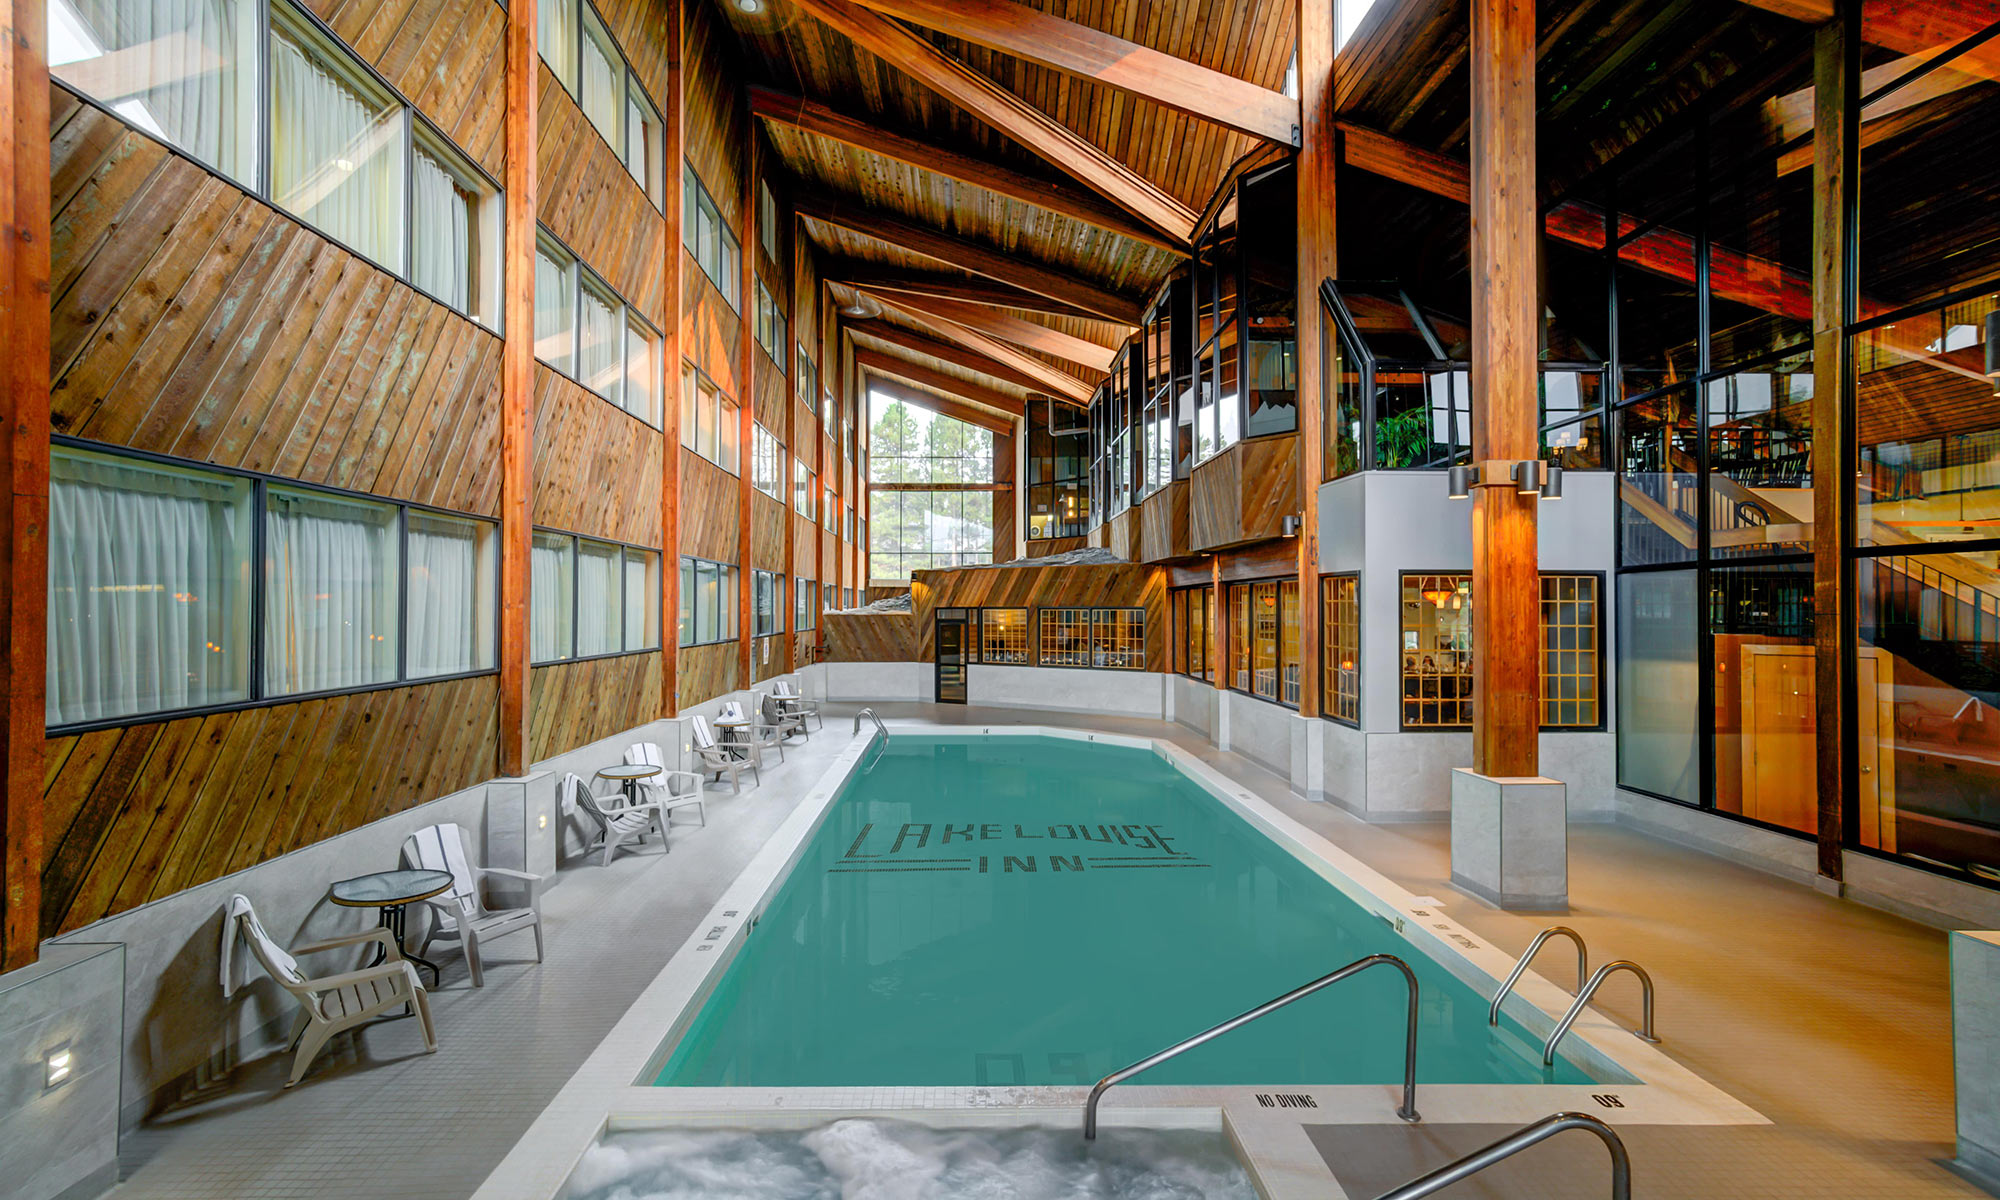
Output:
[[624, 321, 655, 422], [56, 0, 257, 183], [579, 28, 620, 146], [576, 542, 621, 656], [408, 515, 482, 677], [535, 250, 573, 373], [270, 25, 405, 272], [265, 492, 397, 695], [538, 0, 576, 89], [530, 534, 573, 661], [47, 451, 251, 724], [412, 147, 470, 312], [578, 285, 621, 401], [623, 552, 652, 649]]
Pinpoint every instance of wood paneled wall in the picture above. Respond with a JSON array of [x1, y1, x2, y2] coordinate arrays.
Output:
[[681, 449, 741, 562], [536, 64, 668, 326], [42, 676, 498, 937], [910, 562, 1168, 672], [1190, 434, 1298, 551], [677, 642, 738, 708], [1140, 479, 1191, 562], [530, 654, 661, 763], [532, 367, 664, 546], [823, 612, 919, 662]]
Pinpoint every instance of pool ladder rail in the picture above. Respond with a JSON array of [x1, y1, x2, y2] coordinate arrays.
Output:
[[1487, 928, 1660, 1066], [853, 708, 887, 738], [1372, 1111, 1631, 1200], [1082, 953, 1420, 1139]]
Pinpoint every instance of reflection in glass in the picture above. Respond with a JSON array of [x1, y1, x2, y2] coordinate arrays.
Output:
[[1710, 562, 1817, 834], [1617, 387, 1698, 566], [1616, 570, 1699, 803], [1860, 553, 2000, 881], [1855, 302, 2000, 550], [1705, 360, 1814, 558]]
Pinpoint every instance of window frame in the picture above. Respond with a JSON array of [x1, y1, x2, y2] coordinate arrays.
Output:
[[47, 436, 503, 736], [1033, 605, 1146, 671], [1320, 573, 1361, 728], [534, 224, 662, 426], [682, 162, 740, 311], [1396, 569, 1606, 733], [677, 554, 739, 648], [527, 523, 665, 666]]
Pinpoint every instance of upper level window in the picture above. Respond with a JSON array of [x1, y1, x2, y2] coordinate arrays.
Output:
[[625, 91, 661, 203], [578, 6, 622, 154], [678, 556, 737, 646], [752, 424, 783, 500], [798, 349, 818, 413], [759, 181, 780, 262], [752, 570, 783, 637], [271, 7, 405, 273], [683, 164, 740, 310], [412, 132, 498, 319], [265, 487, 400, 696], [539, 0, 578, 92], [530, 531, 660, 663], [755, 281, 787, 375], [50, 0, 260, 187], [682, 364, 740, 473], [535, 229, 660, 423], [794, 459, 815, 520]]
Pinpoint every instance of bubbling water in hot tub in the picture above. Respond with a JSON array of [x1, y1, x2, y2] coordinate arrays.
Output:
[[564, 1118, 1255, 1200]]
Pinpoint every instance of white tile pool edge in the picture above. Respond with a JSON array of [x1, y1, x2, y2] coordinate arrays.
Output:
[[471, 722, 1766, 1200]]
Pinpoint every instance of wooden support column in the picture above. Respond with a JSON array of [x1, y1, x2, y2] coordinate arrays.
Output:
[[1810, 5, 1856, 882], [660, 0, 684, 717], [1211, 556, 1226, 695], [782, 213, 797, 676], [738, 118, 756, 684], [1, 0, 50, 971], [1293, 0, 1336, 721], [1468, 0, 1540, 779], [498, 0, 536, 775]]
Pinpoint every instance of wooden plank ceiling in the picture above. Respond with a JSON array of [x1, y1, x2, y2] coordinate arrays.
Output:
[[716, 0, 1296, 425]]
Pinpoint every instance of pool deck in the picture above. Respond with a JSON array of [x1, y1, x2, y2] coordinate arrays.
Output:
[[107, 703, 1980, 1199]]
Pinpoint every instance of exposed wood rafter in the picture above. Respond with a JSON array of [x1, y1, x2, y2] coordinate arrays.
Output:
[[822, 261, 1111, 324], [861, 294, 1103, 398], [797, 192, 1146, 323], [860, 371, 1020, 435], [856, 288, 1120, 373], [748, 86, 1178, 252], [846, 0, 1299, 145], [847, 317, 1083, 399], [785, 0, 1198, 244]]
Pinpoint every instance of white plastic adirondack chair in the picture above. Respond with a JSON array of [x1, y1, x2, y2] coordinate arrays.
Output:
[[400, 823, 544, 988], [725, 697, 788, 762], [759, 690, 809, 742], [563, 772, 666, 865], [689, 714, 758, 792], [771, 678, 822, 731], [219, 894, 436, 1088], [623, 742, 707, 830]]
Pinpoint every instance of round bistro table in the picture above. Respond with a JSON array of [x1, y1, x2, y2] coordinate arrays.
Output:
[[595, 762, 662, 805], [328, 868, 453, 985]]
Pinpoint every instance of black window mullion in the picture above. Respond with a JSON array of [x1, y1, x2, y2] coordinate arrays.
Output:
[[396, 505, 410, 682], [251, 477, 268, 700]]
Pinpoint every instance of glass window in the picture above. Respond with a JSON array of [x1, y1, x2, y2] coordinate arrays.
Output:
[[623, 545, 660, 651], [269, 8, 406, 274], [50, 0, 261, 186], [1542, 574, 1600, 729], [1230, 582, 1252, 692], [1173, 586, 1210, 680], [576, 538, 622, 657], [535, 239, 576, 375], [46, 446, 254, 724], [1092, 608, 1145, 670], [624, 316, 657, 423], [1398, 572, 1603, 732], [679, 556, 737, 646], [530, 531, 575, 662], [411, 132, 495, 323], [538, 0, 577, 90], [1616, 570, 1700, 803], [717, 392, 739, 473], [1322, 575, 1358, 724], [407, 511, 495, 678], [1855, 297, 2000, 551], [626, 88, 661, 203], [1705, 356, 1814, 558], [794, 459, 814, 519], [759, 181, 779, 261], [578, 274, 622, 404], [677, 556, 694, 646], [753, 570, 782, 637], [982, 607, 1028, 664], [1616, 386, 1698, 567], [1709, 562, 1817, 834], [264, 487, 399, 695], [1858, 551, 2000, 879], [578, 6, 622, 153], [1038, 607, 1091, 667], [752, 424, 782, 499]]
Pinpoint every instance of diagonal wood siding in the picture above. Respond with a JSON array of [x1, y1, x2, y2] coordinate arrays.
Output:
[[532, 366, 664, 546], [910, 562, 1167, 671], [536, 63, 668, 327], [530, 654, 661, 762]]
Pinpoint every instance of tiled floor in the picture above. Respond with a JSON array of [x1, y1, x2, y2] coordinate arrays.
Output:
[[106, 704, 1982, 1199]]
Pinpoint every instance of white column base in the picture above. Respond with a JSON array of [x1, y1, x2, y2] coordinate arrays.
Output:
[[486, 771, 560, 889], [1450, 767, 1568, 911], [1956, 931, 2000, 1195]]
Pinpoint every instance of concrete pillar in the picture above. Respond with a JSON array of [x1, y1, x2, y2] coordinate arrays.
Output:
[[1954, 931, 2000, 1190], [1450, 767, 1568, 910]]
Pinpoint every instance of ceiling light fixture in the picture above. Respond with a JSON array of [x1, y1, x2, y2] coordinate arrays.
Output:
[[735, 0, 763, 11]]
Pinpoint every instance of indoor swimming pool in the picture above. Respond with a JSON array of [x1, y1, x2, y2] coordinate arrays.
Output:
[[653, 733, 1609, 1089]]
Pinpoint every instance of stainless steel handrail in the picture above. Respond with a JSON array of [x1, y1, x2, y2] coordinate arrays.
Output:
[[1543, 960, 1660, 1066], [1083, 953, 1420, 1138], [852, 708, 886, 737], [1373, 1111, 1631, 1200], [1488, 926, 1588, 1026]]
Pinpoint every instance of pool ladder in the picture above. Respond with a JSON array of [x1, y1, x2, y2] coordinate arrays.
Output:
[[852, 708, 886, 738], [1373, 1111, 1631, 1199], [1487, 926, 1660, 1066], [1082, 953, 1420, 1138]]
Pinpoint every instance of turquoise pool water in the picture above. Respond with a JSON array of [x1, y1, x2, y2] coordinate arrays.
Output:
[[656, 734, 1605, 1088]]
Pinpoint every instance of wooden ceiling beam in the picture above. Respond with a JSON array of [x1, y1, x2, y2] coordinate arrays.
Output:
[[845, 0, 1299, 145], [823, 261, 1111, 323], [858, 287, 1121, 373], [860, 371, 1020, 435], [797, 191, 1146, 324], [1737, 0, 2000, 83], [847, 317, 1075, 397], [785, 0, 1197, 245], [748, 86, 1179, 253], [866, 295, 1101, 401]]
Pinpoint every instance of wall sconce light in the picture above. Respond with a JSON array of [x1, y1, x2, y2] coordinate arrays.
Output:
[[1448, 460, 1562, 501], [44, 1043, 73, 1091], [1446, 464, 1479, 499], [537, 812, 548, 830], [1280, 513, 1302, 537], [1986, 311, 2000, 377], [1542, 464, 1564, 500], [1512, 459, 1542, 495]]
